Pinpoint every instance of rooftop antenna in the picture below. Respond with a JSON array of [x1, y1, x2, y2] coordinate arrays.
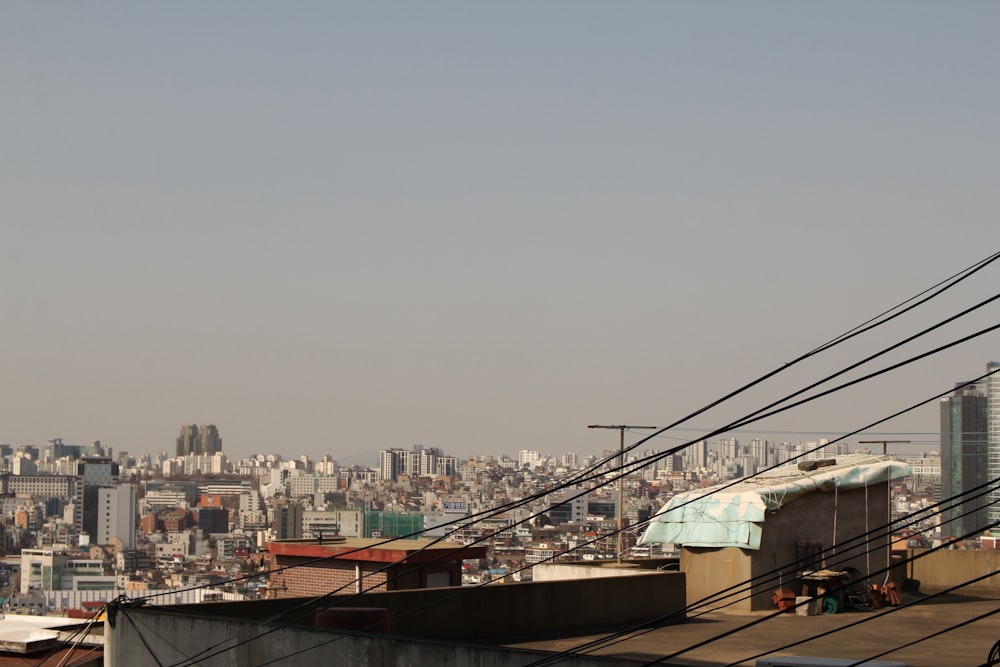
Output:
[[588, 425, 658, 562]]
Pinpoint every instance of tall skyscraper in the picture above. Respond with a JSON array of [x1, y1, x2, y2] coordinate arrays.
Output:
[[940, 380, 988, 537], [176, 424, 223, 457], [987, 362, 1000, 525]]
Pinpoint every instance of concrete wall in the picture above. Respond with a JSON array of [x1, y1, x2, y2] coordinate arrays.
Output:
[[681, 546, 752, 611], [107, 573, 687, 667], [106, 611, 642, 667], [354, 574, 686, 642], [905, 548, 1000, 597], [176, 571, 687, 643], [682, 483, 892, 611]]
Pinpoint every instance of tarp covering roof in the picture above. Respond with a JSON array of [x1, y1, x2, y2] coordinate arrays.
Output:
[[638, 454, 910, 550]]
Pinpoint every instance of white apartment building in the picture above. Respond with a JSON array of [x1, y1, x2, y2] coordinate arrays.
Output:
[[315, 456, 338, 475], [20, 549, 115, 593], [518, 450, 542, 468], [7, 474, 76, 498], [184, 453, 230, 475], [287, 475, 341, 498], [144, 489, 189, 509], [20, 548, 66, 592], [301, 509, 363, 538]]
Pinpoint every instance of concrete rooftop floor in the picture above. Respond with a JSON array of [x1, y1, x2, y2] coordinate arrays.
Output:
[[508, 594, 1000, 666]]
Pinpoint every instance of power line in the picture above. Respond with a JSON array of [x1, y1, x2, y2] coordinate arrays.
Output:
[[522, 478, 1000, 667], [802, 249, 1000, 356], [246, 252, 1000, 664], [30, 607, 104, 667], [727, 568, 1000, 667], [168, 352, 1000, 667], [259, 495, 1000, 667], [584, 295, 1000, 514], [587, 424, 657, 561], [596, 249, 1000, 472], [117, 599, 210, 667], [242, 363, 1000, 667], [643, 518, 1000, 667], [410, 356, 1000, 662], [560, 250, 1000, 502], [458, 272, 1000, 565], [112, 599, 166, 667], [173, 350, 1000, 667], [852, 605, 1000, 667], [510, 365, 1000, 664], [113, 252, 1000, 666]]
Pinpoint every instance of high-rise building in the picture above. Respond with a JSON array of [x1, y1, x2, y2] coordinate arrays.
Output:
[[378, 449, 405, 482], [315, 455, 337, 476], [177, 424, 197, 457], [198, 507, 230, 535], [97, 484, 137, 548], [940, 381, 988, 537], [436, 456, 457, 477], [987, 362, 1000, 525], [74, 457, 119, 540], [176, 424, 223, 457], [718, 438, 740, 460], [686, 440, 708, 470], [416, 447, 440, 477], [273, 502, 303, 540], [747, 439, 770, 469]]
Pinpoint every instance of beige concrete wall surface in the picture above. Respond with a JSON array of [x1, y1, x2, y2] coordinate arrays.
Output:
[[681, 546, 753, 611], [326, 573, 687, 641], [163, 571, 687, 644], [106, 610, 650, 667], [906, 548, 1000, 597]]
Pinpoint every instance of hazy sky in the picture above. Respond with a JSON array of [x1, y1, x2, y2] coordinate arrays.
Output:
[[3, 2, 999, 464]]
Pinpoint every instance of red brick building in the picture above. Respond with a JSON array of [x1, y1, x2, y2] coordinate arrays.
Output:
[[267, 537, 486, 597], [139, 513, 161, 534], [162, 509, 193, 532]]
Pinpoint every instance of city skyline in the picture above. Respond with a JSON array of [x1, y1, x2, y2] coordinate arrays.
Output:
[[0, 422, 951, 471], [7, 377, 997, 465], [3, 3, 999, 462]]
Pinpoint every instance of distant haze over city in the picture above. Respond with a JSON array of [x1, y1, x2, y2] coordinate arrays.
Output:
[[3, 3, 998, 462]]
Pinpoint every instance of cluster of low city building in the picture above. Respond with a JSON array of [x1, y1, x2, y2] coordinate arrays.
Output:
[[0, 422, 968, 616]]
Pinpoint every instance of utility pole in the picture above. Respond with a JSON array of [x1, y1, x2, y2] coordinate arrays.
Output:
[[588, 425, 658, 562]]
